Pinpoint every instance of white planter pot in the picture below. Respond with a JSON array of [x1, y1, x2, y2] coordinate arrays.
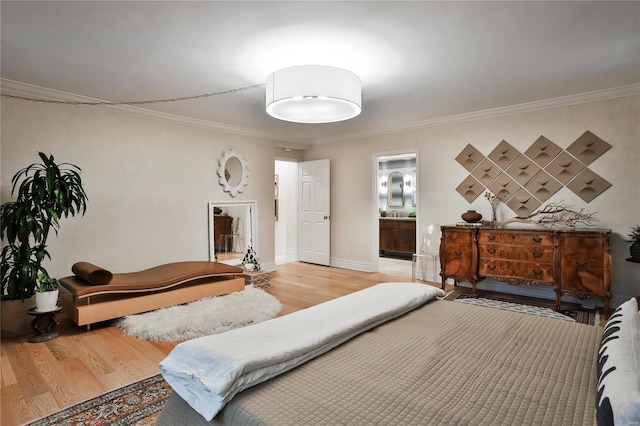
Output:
[[35, 289, 59, 312]]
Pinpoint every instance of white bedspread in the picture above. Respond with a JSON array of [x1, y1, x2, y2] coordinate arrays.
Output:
[[158, 282, 444, 421]]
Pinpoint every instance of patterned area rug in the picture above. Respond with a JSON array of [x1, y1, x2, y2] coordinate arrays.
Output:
[[24, 374, 170, 426], [445, 291, 598, 325]]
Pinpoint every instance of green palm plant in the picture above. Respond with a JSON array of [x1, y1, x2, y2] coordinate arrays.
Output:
[[1, 152, 88, 301], [628, 225, 640, 262]]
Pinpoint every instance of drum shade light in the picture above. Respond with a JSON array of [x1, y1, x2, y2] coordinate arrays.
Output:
[[265, 65, 362, 124]]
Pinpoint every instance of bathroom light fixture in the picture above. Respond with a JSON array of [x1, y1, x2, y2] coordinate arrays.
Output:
[[265, 65, 362, 124]]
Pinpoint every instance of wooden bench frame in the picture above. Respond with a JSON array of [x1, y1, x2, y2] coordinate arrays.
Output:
[[60, 276, 245, 327]]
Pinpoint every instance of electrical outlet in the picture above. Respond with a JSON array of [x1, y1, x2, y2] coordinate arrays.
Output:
[[346, 249, 351, 257]]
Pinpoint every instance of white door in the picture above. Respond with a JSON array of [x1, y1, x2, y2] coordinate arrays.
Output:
[[298, 159, 331, 265]]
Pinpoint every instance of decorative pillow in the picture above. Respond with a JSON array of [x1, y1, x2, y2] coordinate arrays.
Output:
[[596, 297, 640, 426], [71, 262, 113, 285]]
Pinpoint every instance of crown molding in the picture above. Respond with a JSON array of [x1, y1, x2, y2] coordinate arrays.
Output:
[[313, 83, 640, 145], [0, 78, 313, 148], [3, 78, 637, 147]]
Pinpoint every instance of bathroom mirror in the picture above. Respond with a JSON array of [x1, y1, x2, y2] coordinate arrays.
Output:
[[217, 148, 249, 197], [209, 201, 258, 265], [387, 172, 404, 207]]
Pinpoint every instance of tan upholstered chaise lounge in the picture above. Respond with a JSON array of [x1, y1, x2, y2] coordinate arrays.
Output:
[[59, 261, 245, 327]]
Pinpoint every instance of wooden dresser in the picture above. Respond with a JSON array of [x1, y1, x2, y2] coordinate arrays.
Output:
[[440, 225, 612, 316]]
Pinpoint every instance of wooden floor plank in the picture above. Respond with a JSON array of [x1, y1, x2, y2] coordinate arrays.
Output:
[[80, 328, 147, 384], [24, 340, 87, 408], [28, 391, 60, 421], [0, 354, 17, 387], [2, 339, 50, 400], [101, 327, 167, 376], [59, 357, 107, 400], [1, 384, 22, 426]]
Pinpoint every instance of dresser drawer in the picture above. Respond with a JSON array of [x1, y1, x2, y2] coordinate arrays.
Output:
[[478, 231, 554, 246], [478, 244, 554, 263], [479, 259, 554, 283]]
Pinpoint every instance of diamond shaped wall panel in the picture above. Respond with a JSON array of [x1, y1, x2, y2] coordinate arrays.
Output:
[[488, 173, 519, 201], [455, 144, 485, 172], [471, 158, 501, 187], [488, 140, 519, 169], [454, 131, 612, 212], [523, 170, 563, 203], [505, 155, 541, 186], [524, 136, 562, 167], [566, 131, 612, 165], [566, 168, 612, 203], [456, 175, 484, 203], [505, 188, 542, 218], [545, 152, 585, 185]]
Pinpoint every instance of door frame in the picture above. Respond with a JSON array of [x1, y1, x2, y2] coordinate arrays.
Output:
[[371, 149, 419, 272]]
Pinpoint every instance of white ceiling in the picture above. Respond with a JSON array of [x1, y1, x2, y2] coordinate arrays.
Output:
[[1, 1, 639, 147]]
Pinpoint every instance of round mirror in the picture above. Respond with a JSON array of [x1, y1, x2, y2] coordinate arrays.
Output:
[[225, 157, 242, 187], [217, 149, 249, 197]]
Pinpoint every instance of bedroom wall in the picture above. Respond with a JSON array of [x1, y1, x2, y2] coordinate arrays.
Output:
[[304, 94, 640, 306], [1, 98, 279, 278]]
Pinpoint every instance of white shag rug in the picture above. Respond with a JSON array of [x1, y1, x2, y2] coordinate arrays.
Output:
[[117, 286, 282, 341]]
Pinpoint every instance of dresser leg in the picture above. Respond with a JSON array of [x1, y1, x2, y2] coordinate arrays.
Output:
[[554, 291, 561, 311]]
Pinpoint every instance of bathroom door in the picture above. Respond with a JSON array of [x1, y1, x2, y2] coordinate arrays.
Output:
[[298, 159, 331, 266]]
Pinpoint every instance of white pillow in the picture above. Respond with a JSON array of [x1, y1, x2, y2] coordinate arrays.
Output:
[[596, 297, 640, 425]]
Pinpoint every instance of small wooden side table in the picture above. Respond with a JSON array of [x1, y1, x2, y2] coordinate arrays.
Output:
[[27, 306, 63, 343]]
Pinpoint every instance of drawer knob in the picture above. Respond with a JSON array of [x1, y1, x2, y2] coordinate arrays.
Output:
[[532, 237, 542, 243], [488, 265, 496, 271], [533, 269, 543, 275], [532, 251, 543, 258], [576, 261, 588, 268], [488, 248, 497, 254], [488, 235, 496, 241], [454, 250, 462, 256]]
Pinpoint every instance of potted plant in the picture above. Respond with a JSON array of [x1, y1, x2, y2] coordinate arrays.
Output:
[[1, 152, 88, 311], [241, 245, 261, 271], [35, 273, 60, 312], [627, 225, 640, 263]]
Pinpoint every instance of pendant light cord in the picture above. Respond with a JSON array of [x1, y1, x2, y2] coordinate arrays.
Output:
[[0, 83, 265, 106]]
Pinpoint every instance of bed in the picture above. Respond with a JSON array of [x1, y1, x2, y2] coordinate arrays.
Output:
[[154, 282, 635, 426], [59, 261, 245, 327]]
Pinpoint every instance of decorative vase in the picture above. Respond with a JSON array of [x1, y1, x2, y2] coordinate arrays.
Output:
[[461, 210, 482, 223], [630, 241, 640, 262], [35, 289, 59, 312]]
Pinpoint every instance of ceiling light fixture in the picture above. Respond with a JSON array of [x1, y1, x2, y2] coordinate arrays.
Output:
[[265, 65, 362, 124]]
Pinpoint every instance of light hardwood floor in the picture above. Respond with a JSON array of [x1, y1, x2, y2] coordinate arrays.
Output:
[[1, 262, 438, 426]]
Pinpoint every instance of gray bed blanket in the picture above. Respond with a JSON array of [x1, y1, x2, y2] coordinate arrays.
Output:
[[158, 299, 600, 425]]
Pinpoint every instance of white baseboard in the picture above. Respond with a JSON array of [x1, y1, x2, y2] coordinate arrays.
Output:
[[330, 257, 374, 272]]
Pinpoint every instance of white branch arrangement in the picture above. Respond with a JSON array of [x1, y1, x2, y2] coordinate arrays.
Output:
[[491, 200, 597, 228]]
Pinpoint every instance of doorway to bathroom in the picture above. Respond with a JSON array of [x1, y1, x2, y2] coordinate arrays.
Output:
[[374, 151, 418, 277]]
